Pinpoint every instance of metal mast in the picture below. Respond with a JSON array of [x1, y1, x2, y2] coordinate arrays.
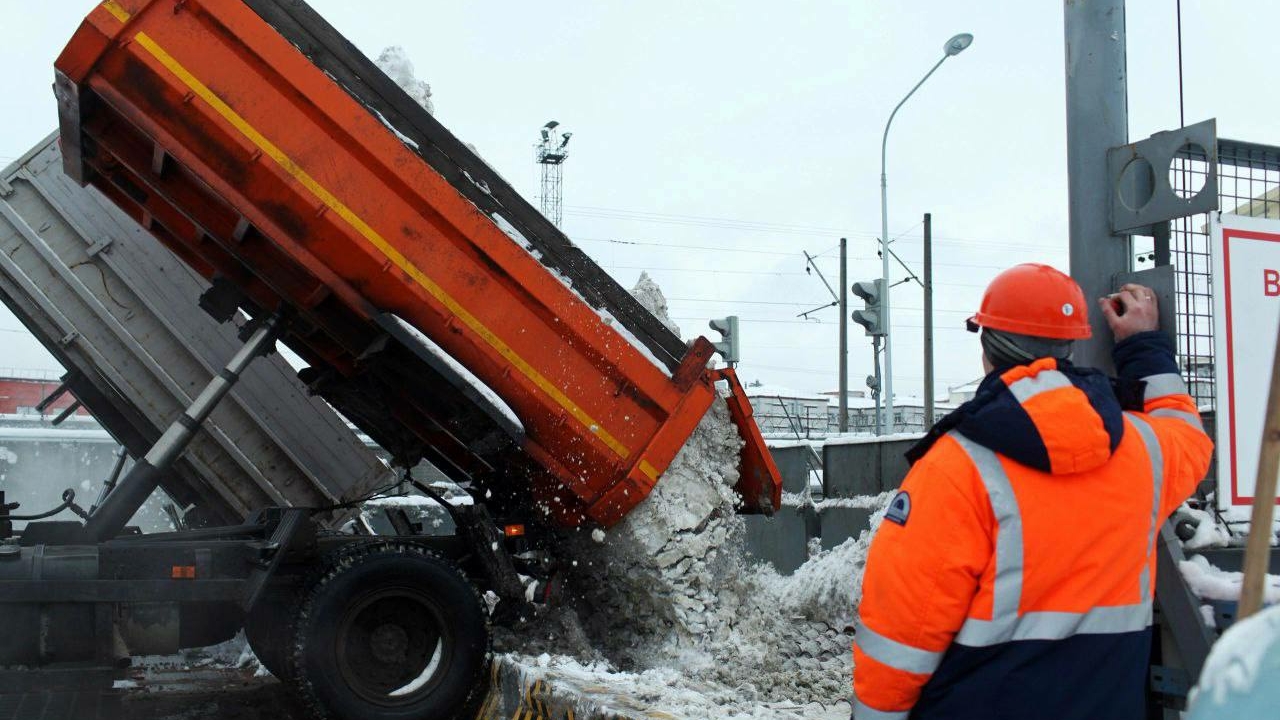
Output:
[[535, 121, 571, 227]]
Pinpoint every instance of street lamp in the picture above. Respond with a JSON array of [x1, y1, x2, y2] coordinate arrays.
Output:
[[877, 32, 972, 434]]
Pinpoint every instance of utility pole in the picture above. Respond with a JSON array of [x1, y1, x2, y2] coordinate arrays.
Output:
[[1065, 0, 1129, 373], [871, 337, 882, 435], [838, 237, 848, 432], [923, 213, 935, 429]]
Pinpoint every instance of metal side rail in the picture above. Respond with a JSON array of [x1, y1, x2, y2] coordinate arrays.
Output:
[[1151, 522, 1217, 716]]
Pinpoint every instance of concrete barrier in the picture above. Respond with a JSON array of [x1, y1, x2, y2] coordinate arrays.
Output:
[[822, 435, 921, 498], [766, 443, 813, 494], [818, 505, 873, 550], [742, 505, 818, 575]]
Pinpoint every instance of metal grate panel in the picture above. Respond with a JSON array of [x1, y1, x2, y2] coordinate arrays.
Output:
[[1167, 139, 1280, 415]]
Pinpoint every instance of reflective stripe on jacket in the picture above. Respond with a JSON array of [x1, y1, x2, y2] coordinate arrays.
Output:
[[853, 332, 1213, 720]]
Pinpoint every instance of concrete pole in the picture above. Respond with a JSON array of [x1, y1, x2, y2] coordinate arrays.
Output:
[[1065, 0, 1130, 374], [923, 213, 935, 429], [839, 237, 849, 433]]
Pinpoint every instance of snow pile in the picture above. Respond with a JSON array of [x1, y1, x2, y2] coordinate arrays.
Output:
[[564, 399, 747, 662], [1179, 553, 1280, 604], [629, 271, 681, 337], [375, 46, 434, 115], [1187, 604, 1280, 717], [499, 399, 893, 716]]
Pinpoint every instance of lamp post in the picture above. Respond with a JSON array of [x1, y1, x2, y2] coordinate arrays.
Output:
[[878, 32, 972, 434]]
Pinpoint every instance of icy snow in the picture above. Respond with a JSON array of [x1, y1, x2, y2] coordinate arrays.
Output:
[[375, 46, 434, 115], [629, 271, 680, 338], [1179, 553, 1280, 604]]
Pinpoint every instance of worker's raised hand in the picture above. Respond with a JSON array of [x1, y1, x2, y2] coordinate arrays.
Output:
[[1098, 283, 1158, 341]]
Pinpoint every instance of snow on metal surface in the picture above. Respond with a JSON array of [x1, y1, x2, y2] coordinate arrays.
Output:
[[1188, 603, 1280, 718]]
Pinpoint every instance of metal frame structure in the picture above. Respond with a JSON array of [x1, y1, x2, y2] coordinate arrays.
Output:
[[535, 121, 570, 228]]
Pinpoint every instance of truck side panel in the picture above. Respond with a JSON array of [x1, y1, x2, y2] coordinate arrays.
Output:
[[0, 136, 398, 525], [54, 0, 761, 525]]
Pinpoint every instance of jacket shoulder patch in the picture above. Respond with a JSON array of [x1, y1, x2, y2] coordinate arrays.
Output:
[[885, 490, 911, 526]]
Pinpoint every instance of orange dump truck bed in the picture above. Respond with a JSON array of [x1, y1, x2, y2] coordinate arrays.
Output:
[[55, 0, 780, 526]]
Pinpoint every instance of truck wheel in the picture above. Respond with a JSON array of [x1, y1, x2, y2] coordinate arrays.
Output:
[[289, 541, 490, 720]]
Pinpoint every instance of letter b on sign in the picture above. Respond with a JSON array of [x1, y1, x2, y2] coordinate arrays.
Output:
[[1267, 269, 1280, 297]]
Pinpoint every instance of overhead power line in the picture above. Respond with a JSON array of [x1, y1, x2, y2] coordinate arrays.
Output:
[[564, 202, 1068, 251]]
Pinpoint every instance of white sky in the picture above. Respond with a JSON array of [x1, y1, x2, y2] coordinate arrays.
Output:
[[0, 0, 1276, 398]]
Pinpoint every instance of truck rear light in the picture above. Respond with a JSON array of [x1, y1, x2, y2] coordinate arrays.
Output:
[[503, 524, 525, 538], [171, 565, 196, 579]]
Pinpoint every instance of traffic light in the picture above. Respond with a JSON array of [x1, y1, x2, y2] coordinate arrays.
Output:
[[852, 280, 886, 336], [708, 316, 740, 364]]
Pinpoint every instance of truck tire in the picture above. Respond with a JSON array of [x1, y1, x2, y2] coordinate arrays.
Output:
[[289, 541, 490, 720]]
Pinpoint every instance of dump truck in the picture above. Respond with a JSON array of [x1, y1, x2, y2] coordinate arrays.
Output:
[[0, 1, 782, 719]]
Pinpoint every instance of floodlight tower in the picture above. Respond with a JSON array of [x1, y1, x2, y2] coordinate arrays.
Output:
[[535, 120, 571, 227]]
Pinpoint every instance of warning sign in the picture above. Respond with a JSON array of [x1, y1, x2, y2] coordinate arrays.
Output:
[[1211, 213, 1280, 509]]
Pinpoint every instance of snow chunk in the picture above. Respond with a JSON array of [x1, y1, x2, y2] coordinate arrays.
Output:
[[375, 46, 434, 115], [1179, 553, 1280, 603], [629, 271, 680, 338]]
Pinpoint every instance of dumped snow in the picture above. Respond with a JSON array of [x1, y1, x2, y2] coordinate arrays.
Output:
[[1179, 553, 1280, 604], [499, 397, 891, 717], [375, 46, 434, 115]]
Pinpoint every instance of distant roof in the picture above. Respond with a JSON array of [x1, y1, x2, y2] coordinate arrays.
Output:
[[0, 369, 63, 382], [743, 384, 829, 401], [825, 394, 957, 409]]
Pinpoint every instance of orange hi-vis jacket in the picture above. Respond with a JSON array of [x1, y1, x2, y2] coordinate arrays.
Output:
[[852, 332, 1213, 720]]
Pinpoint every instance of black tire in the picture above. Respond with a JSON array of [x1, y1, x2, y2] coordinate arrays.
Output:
[[244, 589, 298, 682], [289, 541, 490, 720]]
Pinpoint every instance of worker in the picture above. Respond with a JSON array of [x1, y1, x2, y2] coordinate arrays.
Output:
[[851, 263, 1213, 720]]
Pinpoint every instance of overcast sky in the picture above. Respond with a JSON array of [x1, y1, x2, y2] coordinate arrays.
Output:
[[0, 0, 1276, 398]]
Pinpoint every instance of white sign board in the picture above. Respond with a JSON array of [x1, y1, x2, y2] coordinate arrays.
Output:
[[1211, 212, 1280, 509]]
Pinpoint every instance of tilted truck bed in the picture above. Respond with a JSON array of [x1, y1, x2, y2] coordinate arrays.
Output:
[[0, 135, 397, 526], [54, 0, 779, 526]]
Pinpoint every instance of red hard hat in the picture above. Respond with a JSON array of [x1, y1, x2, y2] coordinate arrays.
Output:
[[967, 263, 1091, 340]]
